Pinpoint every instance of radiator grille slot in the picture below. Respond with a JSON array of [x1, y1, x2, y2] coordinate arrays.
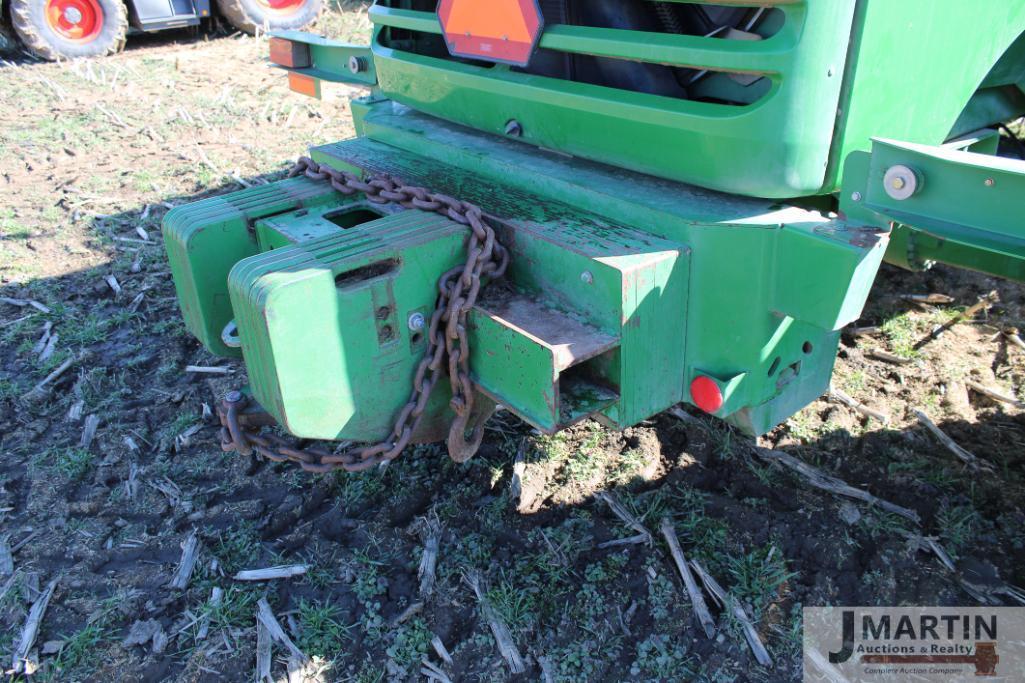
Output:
[[366, 0, 856, 199], [375, 0, 787, 106]]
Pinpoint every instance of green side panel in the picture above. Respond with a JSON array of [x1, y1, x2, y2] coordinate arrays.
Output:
[[772, 222, 888, 332], [728, 328, 843, 436], [467, 305, 565, 430], [476, 220, 689, 431], [467, 294, 620, 432], [283, 1, 1025, 199], [228, 208, 467, 441], [368, 1, 857, 199], [980, 29, 1025, 90], [162, 178, 341, 358], [828, 1, 1025, 191]]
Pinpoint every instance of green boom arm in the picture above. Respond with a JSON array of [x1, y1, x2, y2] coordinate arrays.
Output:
[[843, 138, 1025, 282], [270, 30, 377, 88]]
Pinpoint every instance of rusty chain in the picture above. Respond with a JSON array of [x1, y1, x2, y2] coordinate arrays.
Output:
[[216, 157, 508, 473]]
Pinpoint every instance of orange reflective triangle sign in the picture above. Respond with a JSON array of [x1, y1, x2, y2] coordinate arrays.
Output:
[[438, 0, 544, 67]]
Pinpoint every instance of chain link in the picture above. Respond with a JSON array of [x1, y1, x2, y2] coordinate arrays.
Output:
[[216, 157, 508, 473]]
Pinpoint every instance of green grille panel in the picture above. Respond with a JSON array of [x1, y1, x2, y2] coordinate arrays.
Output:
[[369, 1, 856, 199]]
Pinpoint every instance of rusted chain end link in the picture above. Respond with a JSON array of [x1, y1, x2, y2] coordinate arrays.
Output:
[[215, 157, 509, 473]]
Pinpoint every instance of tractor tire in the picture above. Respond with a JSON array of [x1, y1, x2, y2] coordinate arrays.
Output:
[[216, 0, 319, 35], [10, 0, 125, 60]]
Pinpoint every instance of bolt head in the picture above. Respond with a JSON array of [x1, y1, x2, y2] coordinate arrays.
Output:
[[408, 312, 426, 331], [225, 390, 243, 403], [851, 191, 862, 202], [504, 119, 522, 137], [64, 6, 82, 23], [580, 271, 593, 284], [985, 178, 995, 187], [883, 165, 919, 201]]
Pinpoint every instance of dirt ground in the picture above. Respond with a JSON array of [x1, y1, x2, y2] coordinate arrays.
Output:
[[2, 8, 1025, 682]]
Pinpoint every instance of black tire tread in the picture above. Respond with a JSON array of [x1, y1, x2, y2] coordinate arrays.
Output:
[[215, 0, 258, 34], [215, 0, 319, 36], [10, 0, 126, 60]]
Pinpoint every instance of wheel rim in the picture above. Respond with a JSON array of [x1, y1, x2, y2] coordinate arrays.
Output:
[[254, 0, 306, 16], [45, 0, 103, 42]]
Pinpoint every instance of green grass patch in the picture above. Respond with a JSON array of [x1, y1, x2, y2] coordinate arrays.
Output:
[[937, 501, 983, 558], [35, 447, 95, 481], [486, 577, 539, 637], [188, 586, 262, 644], [332, 468, 386, 512], [210, 522, 262, 574], [42, 596, 122, 682], [159, 410, 198, 444], [859, 511, 916, 540], [0, 378, 23, 402], [297, 599, 354, 661], [881, 312, 919, 359], [726, 545, 795, 622]]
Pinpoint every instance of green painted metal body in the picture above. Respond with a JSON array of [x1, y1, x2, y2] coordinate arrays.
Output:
[[230, 206, 462, 440], [368, 1, 855, 199], [163, 3, 1025, 448], [163, 178, 342, 358], [165, 104, 888, 440], [365, 0, 1025, 199]]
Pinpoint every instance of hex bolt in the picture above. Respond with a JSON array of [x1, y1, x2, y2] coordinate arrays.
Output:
[[504, 119, 523, 137], [408, 312, 426, 331], [225, 390, 243, 404], [985, 178, 995, 187], [580, 271, 594, 284], [883, 165, 920, 201], [851, 191, 862, 202], [348, 56, 368, 75]]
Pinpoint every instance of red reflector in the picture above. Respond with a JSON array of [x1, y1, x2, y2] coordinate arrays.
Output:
[[269, 38, 311, 68], [690, 376, 724, 414], [288, 72, 319, 98]]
